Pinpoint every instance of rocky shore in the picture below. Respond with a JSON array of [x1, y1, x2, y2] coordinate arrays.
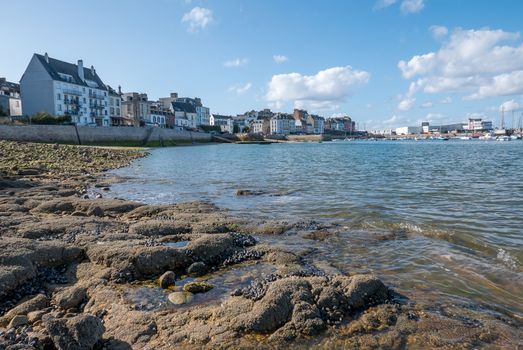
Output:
[[0, 140, 520, 349]]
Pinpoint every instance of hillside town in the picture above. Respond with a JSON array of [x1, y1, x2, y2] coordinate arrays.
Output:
[[0, 53, 356, 136]]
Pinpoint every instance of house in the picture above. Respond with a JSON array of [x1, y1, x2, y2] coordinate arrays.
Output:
[[107, 85, 132, 126], [121, 92, 150, 127], [325, 116, 353, 133], [395, 126, 421, 135], [307, 115, 325, 134], [20, 53, 110, 126], [160, 93, 210, 128], [148, 104, 174, 127], [270, 113, 296, 135], [172, 100, 197, 129], [464, 118, 493, 131], [210, 114, 234, 133], [251, 118, 270, 134], [0, 78, 22, 116]]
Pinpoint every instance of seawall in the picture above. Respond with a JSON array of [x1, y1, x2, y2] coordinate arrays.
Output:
[[0, 125, 212, 146]]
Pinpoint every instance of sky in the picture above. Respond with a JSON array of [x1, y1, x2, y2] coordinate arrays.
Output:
[[2, 0, 523, 130]]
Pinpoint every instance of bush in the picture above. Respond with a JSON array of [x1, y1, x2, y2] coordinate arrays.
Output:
[[31, 112, 72, 125], [200, 125, 221, 133]]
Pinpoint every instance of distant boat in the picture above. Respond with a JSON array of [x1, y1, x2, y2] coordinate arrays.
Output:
[[437, 136, 450, 141], [496, 136, 511, 141], [459, 136, 471, 140]]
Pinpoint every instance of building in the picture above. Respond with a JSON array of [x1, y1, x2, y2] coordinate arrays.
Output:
[[160, 93, 210, 128], [325, 116, 353, 133], [107, 86, 132, 126], [270, 113, 296, 135], [421, 122, 430, 134], [20, 53, 110, 126], [307, 115, 325, 134], [429, 123, 464, 133], [395, 126, 421, 135], [172, 100, 197, 129], [0, 78, 22, 116], [210, 114, 234, 133], [464, 118, 493, 132], [121, 92, 150, 127]]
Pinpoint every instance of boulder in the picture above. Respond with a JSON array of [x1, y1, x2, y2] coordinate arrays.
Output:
[[183, 282, 214, 294], [8, 315, 29, 329], [54, 286, 87, 310], [187, 262, 208, 277], [159, 271, 176, 289], [44, 314, 104, 350], [0, 294, 49, 327]]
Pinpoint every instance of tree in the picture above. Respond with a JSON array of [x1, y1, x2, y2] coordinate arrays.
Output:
[[243, 126, 250, 133], [233, 124, 240, 133]]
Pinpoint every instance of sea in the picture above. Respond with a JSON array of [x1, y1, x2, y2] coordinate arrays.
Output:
[[107, 140, 523, 322]]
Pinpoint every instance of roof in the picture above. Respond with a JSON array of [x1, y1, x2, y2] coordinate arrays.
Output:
[[172, 101, 196, 113], [212, 114, 233, 119], [0, 79, 20, 93], [34, 53, 107, 90]]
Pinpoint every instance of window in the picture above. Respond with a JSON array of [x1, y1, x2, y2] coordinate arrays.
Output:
[[105, 110, 107, 115], [57, 93, 61, 100], [58, 104, 62, 111], [116, 108, 120, 115]]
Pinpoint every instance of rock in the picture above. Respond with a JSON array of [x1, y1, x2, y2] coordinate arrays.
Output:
[[8, 315, 29, 329], [86, 206, 104, 217], [159, 271, 176, 289], [129, 220, 191, 237], [0, 294, 49, 327], [54, 286, 87, 310], [27, 310, 46, 324], [44, 314, 104, 350], [183, 282, 214, 294], [71, 211, 87, 217], [187, 262, 208, 277], [168, 292, 194, 305], [236, 189, 265, 196], [17, 168, 41, 176]]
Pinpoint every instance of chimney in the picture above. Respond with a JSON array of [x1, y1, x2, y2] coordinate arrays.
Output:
[[77, 60, 84, 82], [90, 65, 95, 76], [118, 85, 122, 95], [44, 52, 49, 63]]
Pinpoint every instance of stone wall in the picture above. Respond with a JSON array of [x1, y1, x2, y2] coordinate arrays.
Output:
[[0, 125, 211, 146]]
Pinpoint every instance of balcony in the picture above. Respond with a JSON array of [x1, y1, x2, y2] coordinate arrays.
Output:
[[63, 88, 83, 96], [89, 92, 105, 99], [64, 99, 81, 106]]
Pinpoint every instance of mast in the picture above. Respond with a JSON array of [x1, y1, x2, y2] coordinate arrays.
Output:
[[501, 106, 505, 129]]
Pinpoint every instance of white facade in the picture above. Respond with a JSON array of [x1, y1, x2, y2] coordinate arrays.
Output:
[[20, 53, 110, 126], [210, 114, 233, 133], [251, 119, 264, 134], [146, 112, 166, 126], [395, 126, 420, 135], [196, 106, 210, 126], [270, 115, 296, 135]]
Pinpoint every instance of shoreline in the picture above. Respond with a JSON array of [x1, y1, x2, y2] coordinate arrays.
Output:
[[0, 140, 521, 349]]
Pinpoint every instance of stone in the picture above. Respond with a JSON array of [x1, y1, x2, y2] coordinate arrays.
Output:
[[168, 292, 194, 305], [159, 271, 176, 289], [187, 262, 208, 277], [54, 286, 87, 310], [183, 282, 214, 294], [236, 189, 265, 196], [27, 310, 46, 324], [8, 315, 29, 329], [0, 294, 49, 327], [44, 314, 104, 350], [86, 206, 104, 217]]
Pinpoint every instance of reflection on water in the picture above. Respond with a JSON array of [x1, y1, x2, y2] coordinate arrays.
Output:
[[110, 141, 523, 320]]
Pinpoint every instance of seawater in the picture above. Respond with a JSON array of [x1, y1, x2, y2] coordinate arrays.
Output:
[[108, 140, 523, 321]]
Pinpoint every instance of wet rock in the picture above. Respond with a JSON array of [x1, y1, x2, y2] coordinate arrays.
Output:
[[17, 168, 42, 176], [168, 292, 194, 305], [86, 206, 104, 217], [54, 286, 87, 310], [44, 314, 104, 350], [183, 282, 214, 294], [8, 315, 29, 329], [236, 189, 265, 196], [187, 262, 208, 277], [129, 220, 191, 237], [159, 271, 176, 289]]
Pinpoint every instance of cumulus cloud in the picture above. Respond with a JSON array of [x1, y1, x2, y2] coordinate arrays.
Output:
[[398, 28, 523, 101], [182, 7, 213, 33], [266, 66, 370, 111], [224, 58, 248, 67], [400, 0, 425, 14], [430, 25, 448, 40], [397, 97, 416, 111], [273, 55, 288, 64], [229, 82, 252, 95], [499, 99, 521, 112]]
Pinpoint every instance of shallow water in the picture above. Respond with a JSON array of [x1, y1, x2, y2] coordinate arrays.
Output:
[[109, 140, 523, 321]]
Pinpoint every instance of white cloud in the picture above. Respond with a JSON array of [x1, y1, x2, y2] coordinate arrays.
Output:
[[374, 0, 397, 10], [398, 28, 523, 101], [397, 96, 415, 111], [266, 66, 370, 111], [382, 115, 411, 127], [420, 101, 433, 108], [229, 82, 252, 95], [273, 55, 288, 64], [182, 7, 213, 33], [400, 0, 425, 14], [223, 58, 248, 67], [440, 96, 452, 104], [499, 99, 521, 112], [430, 25, 448, 40]]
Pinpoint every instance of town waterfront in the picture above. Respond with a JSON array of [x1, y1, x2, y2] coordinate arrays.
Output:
[[109, 140, 523, 321]]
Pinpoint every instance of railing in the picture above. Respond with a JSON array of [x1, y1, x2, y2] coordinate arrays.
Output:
[[89, 92, 105, 99], [63, 88, 83, 96], [64, 99, 81, 106]]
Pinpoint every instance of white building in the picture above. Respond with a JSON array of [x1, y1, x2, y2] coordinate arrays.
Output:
[[20, 53, 110, 126], [210, 114, 234, 133], [196, 105, 210, 126], [464, 118, 493, 131], [270, 114, 296, 135], [395, 126, 421, 135], [0, 78, 22, 116]]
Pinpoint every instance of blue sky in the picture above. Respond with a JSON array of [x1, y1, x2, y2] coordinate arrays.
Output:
[[2, 0, 523, 129]]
